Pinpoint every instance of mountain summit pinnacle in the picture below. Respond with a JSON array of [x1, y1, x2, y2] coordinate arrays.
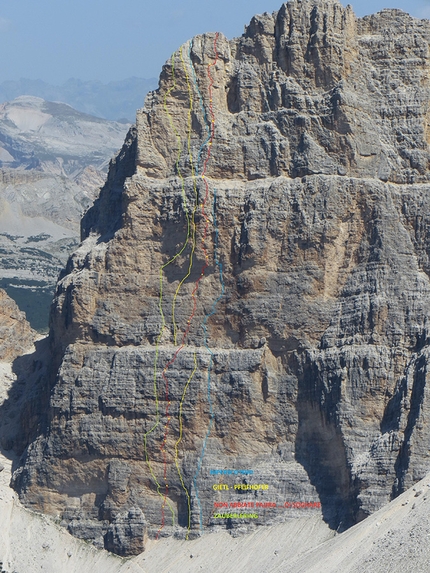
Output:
[[10, 0, 430, 555]]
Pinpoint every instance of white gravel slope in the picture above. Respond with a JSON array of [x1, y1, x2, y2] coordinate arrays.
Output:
[[2, 354, 430, 573], [279, 472, 430, 573]]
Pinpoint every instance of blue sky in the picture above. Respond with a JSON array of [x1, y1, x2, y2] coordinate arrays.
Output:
[[0, 0, 429, 84]]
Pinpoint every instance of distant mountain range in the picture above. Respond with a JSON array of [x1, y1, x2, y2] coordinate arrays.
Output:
[[0, 96, 131, 330], [0, 95, 129, 175], [0, 77, 158, 122]]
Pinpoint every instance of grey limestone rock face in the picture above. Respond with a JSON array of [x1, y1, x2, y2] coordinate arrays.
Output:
[[12, 0, 430, 555], [0, 288, 36, 362], [0, 96, 130, 331], [105, 507, 147, 556]]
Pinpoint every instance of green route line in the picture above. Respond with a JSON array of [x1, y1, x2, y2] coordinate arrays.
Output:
[[190, 33, 221, 531], [155, 41, 201, 537], [157, 43, 199, 537], [171, 46, 199, 346], [174, 351, 197, 538], [146, 35, 219, 539], [173, 34, 220, 536], [143, 48, 192, 533], [167, 43, 203, 539]]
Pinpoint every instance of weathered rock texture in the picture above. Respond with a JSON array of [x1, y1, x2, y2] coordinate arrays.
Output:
[[0, 96, 128, 176], [0, 97, 130, 331], [0, 289, 35, 362], [12, 0, 430, 555]]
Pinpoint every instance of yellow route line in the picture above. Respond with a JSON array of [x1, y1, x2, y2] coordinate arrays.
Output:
[[166, 43, 200, 537], [173, 39, 217, 538], [171, 44, 199, 346], [143, 49, 193, 526], [174, 351, 198, 538]]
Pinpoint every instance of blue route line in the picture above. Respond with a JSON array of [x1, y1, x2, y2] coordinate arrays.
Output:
[[193, 188, 225, 530], [188, 39, 225, 531]]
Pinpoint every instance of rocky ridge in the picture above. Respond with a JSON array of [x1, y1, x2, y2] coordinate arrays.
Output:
[[1, 425, 430, 573], [0, 97, 130, 330], [11, 0, 430, 556], [0, 289, 36, 362], [0, 78, 158, 123], [0, 96, 129, 176]]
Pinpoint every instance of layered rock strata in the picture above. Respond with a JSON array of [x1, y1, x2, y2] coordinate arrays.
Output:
[[0, 97, 129, 330], [0, 289, 36, 362], [12, 0, 430, 555]]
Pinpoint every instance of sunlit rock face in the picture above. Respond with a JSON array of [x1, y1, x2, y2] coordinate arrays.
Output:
[[0, 289, 35, 362], [12, 0, 430, 555]]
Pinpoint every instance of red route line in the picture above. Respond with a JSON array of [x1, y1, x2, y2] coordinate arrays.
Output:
[[157, 33, 220, 538]]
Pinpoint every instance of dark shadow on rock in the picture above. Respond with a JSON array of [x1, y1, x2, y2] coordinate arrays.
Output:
[[379, 351, 429, 499], [293, 351, 360, 532], [392, 353, 427, 497], [380, 376, 407, 435], [0, 337, 51, 477], [80, 125, 137, 247]]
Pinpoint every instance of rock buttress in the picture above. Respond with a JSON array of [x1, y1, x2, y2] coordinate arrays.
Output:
[[12, 0, 430, 555]]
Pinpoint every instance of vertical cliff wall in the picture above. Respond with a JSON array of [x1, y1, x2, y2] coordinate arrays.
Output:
[[12, 0, 430, 555]]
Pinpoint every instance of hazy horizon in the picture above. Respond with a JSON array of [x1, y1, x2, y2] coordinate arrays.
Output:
[[1, 0, 429, 86], [0, 77, 158, 121]]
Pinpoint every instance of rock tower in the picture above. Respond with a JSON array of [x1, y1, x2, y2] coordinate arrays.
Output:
[[13, 0, 430, 555]]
